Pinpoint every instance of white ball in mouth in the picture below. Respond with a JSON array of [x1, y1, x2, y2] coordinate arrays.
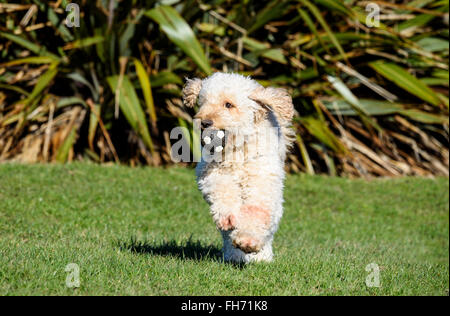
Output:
[[215, 145, 224, 152], [217, 130, 225, 139], [203, 136, 211, 145]]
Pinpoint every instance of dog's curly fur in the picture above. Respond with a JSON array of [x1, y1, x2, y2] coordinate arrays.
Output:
[[183, 73, 294, 263]]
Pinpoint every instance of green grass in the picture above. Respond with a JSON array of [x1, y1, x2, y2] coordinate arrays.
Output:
[[0, 163, 448, 296]]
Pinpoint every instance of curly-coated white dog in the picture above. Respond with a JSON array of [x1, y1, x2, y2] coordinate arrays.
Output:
[[182, 73, 294, 263]]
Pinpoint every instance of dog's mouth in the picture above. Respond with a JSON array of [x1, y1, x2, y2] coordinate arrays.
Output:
[[201, 128, 227, 153]]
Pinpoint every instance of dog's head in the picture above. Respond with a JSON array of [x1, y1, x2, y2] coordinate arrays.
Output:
[[182, 73, 293, 136]]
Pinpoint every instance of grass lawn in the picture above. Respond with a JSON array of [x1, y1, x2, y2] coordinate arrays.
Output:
[[0, 163, 448, 296]]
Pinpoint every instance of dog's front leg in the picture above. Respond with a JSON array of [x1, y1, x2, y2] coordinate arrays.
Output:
[[230, 163, 284, 254], [198, 171, 242, 232]]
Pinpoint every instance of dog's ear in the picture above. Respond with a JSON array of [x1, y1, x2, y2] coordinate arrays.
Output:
[[250, 87, 294, 124], [182, 78, 202, 108]]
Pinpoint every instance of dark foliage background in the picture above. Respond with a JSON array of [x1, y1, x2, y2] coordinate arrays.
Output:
[[0, 0, 448, 177]]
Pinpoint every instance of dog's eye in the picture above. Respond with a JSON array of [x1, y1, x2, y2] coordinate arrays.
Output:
[[224, 102, 234, 109]]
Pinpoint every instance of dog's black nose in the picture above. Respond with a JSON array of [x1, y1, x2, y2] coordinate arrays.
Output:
[[201, 119, 213, 129]]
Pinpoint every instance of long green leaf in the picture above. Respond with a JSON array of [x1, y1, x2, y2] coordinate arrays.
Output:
[[56, 97, 87, 109], [324, 99, 449, 124], [23, 62, 59, 108], [370, 61, 442, 106], [133, 59, 157, 123], [328, 75, 382, 132], [299, 0, 347, 62], [145, 6, 212, 75], [297, 8, 327, 53], [296, 134, 315, 175], [0, 32, 59, 59], [314, 0, 352, 16], [242, 37, 287, 65], [0, 83, 30, 96], [107, 75, 154, 153], [301, 116, 347, 154], [55, 126, 77, 163], [248, 0, 292, 34], [0, 56, 57, 67], [88, 103, 100, 150], [64, 36, 105, 50], [0, 32, 41, 54]]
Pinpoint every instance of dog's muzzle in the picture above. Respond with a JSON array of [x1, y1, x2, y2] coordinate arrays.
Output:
[[201, 129, 227, 154]]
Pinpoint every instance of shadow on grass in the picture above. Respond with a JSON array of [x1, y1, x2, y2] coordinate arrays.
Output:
[[117, 235, 224, 263], [117, 235, 248, 268]]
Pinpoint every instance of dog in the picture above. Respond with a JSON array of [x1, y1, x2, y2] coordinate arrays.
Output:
[[182, 72, 294, 263]]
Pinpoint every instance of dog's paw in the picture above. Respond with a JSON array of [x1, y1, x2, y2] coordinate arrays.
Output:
[[217, 213, 236, 231], [232, 233, 263, 254]]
